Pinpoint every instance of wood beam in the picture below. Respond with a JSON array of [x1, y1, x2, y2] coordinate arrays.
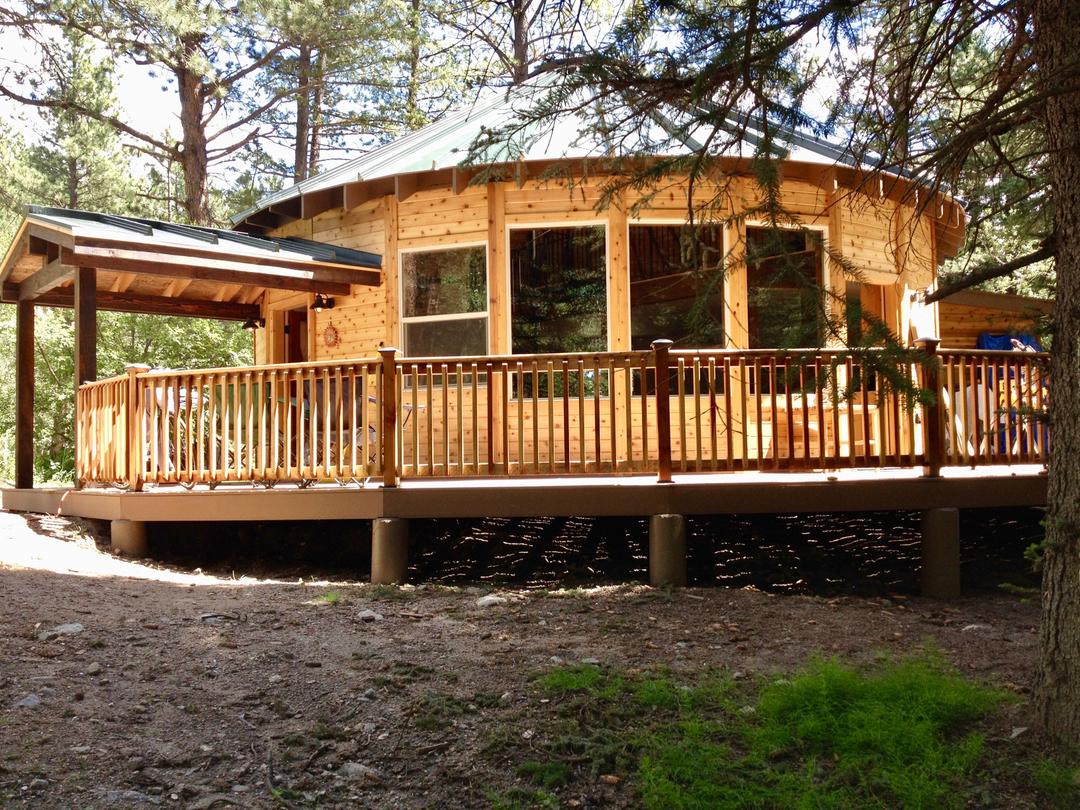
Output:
[[395, 174, 418, 202], [60, 247, 359, 296], [344, 182, 369, 211], [15, 299, 34, 489], [73, 267, 96, 489], [2, 283, 261, 321], [18, 257, 74, 301], [451, 167, 473, 195], [74, 267, 97, 387], [71, 236, 379, 278], [268, 198, 301, 220], [300, 187, 343, 220]]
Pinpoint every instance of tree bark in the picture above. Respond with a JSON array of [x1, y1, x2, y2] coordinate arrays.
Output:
[[511, 0, 529, 84], [294, 43, 312, 183], [308, 49, 324, 177], [176, 35, 211, 225], [1034, 0, 1080, 744], [405, 0, 423, 128]]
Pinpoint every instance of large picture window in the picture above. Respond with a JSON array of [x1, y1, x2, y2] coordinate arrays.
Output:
[[629, 224, 725, 350], [746, 226, 824, 348], [401, 246, 487, 356], [510, 226, 607, 354]]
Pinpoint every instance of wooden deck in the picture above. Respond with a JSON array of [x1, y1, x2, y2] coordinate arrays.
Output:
[[3, 465, 1047, 523]]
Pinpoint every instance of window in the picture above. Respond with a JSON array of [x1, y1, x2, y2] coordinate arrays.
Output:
[[401, 246, 487, 356], [510, 226, 607, 354], [629, 224, 725, 350], [746, 226, 824, 348]]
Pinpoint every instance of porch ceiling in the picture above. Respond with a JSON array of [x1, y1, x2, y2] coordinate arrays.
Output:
[[0, 206, 383, 320]]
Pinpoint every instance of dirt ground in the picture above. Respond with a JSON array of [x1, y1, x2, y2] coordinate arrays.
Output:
[[0, 508, 1044, 808]]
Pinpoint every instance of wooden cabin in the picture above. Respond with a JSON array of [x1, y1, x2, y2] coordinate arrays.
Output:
[[0, 94, 1048, 483], [0, 92, 1051, 589]]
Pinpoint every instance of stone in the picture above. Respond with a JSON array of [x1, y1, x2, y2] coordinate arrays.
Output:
[[38, 623, 84, 641], [961, 624, 991, 633], [29, 778, 48, 790], [476, 595, 508, 608], [338, 762, 381, 783], [356, 609, 384, 623], [581, 658, 601, 666], [87, 662, 103, 676], [14, 694, 40, 709], [1009, 726, 1029, 739], [104, 788, 161, 805]]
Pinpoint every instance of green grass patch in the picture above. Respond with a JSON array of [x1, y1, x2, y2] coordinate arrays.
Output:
[[313, 590, 345, 606], [518, 654, 1011, 808], [1033, 756, 1080, 808], [516, 760, 571, 789]]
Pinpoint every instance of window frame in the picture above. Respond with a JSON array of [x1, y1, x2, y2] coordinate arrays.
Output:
[[505, 220, 611, 355], [743, 220, 830, 350], [398, 241, 490, 357], [627, 220, 729, 351]]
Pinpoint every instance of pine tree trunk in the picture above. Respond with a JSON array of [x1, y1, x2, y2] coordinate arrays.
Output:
[[308, 49, 324, 177], [176, 35, 211, 225], [1034, 0, 1080, 745], [294, 44, 312, 183], [511, 0, 529, 84], [405, 0, 422, 129]]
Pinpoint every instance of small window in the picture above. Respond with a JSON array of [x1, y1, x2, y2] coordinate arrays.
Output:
[[401, 246, 488, 356], [510, 226, 607, 354], [630, 224, 724, 350], [746, 227, 824, 348]]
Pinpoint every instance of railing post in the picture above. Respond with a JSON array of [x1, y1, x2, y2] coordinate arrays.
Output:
[[652, 339, 674, 483], [125, 364, 150, 491], [379, 347, 400, 488], [915, 338, 943, 478]]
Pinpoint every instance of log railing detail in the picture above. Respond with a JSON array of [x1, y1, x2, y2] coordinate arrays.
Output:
[[74, 347, 1050, 488]]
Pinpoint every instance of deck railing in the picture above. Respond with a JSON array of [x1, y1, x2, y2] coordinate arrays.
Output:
[[73, 345, 1049, 489]]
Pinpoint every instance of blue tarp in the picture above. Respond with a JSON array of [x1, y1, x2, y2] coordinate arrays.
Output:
[[975, 332, 1042, 351]]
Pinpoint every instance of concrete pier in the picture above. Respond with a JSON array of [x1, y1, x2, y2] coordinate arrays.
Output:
[[371, 518, 409, 584], [110, 519, 148, 558], [921, 507, 961, 599], [649, 514, 687, 587]]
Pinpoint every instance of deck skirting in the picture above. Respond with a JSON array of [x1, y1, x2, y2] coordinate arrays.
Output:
[[2, 466, 1047, 523]]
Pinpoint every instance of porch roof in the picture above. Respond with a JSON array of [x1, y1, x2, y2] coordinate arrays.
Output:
[[0, 206, 383, 321]]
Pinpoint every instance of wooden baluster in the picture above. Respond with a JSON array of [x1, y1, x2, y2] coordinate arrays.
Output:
[[457, 363, 466, 475], [471, 362, 480, 474], [501, 362, 510, 475], [708, 360, 717, 468], [723, 358, 733, 470], [576, 359, 586, 471], [607, 359, 616, 471], [814, 356, 825, 469], [533, 363, 541, 473], [547, 360, 556, 472], [693, 358, 703, 471], [484, 363, 494, 474], [592, 357, 602, 470], [517, 361, 525, 473], [562, 359, 571, 472], [799, 363, 810, 468], [624, 358, 633, 469], [441, 363, 450, 475], [754, 358, 763, 465], [640, 355, 649, 469], [972, 356, 980, 460], [677, 358, 686, 471], [827, 358, 838, 464], [425, 364, 434, 476], [739, 357, 749, 469]]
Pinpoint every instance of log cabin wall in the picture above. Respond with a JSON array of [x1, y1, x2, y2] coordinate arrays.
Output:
[[257, 172, 944, 365]]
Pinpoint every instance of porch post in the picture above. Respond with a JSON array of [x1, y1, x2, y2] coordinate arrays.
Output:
[[15, 299, 35, 489], [921, 507, 961, 598], [916, 337, 943, 477], [652, 339, 674, 483], [74, 267, 97, 488], [379, 347, 399, 487]]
